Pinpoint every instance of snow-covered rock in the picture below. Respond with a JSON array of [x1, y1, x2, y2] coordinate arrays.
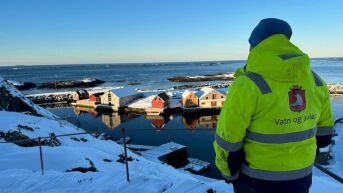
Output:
[[0, 78, 56, 119]]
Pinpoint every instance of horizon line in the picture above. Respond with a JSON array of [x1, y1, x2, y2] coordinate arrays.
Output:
[[0, 57, 342, 67]]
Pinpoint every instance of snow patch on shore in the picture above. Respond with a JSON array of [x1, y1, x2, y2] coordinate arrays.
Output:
[[7, 80, 23, 86], [327, 122, 343, 177]]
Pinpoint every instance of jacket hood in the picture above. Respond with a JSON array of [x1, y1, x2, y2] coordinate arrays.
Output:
[[246, 34, 311, 82]]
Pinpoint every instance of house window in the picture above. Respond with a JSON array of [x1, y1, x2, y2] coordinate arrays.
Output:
[[108, 93, 112, 104], [221, 96, 223, 99], [213, 94, 217, 99], [206, 97, 208, 100]]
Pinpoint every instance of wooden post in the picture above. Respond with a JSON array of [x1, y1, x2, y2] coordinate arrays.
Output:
[[38, 137, 45, 175], [121, 128, 130, 182]]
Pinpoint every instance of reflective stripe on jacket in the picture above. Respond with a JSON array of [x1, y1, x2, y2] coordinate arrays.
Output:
[[214, 34, 334, 181]]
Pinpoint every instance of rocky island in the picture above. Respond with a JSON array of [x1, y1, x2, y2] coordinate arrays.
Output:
[[38, 78, 105, 89], [168, 73, 235, 82]]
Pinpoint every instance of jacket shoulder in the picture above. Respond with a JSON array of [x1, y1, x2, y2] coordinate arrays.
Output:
[[231, 73, 270, 96]]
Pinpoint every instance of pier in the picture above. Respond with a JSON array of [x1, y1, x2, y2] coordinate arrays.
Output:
[[139, 142, 210, 173]]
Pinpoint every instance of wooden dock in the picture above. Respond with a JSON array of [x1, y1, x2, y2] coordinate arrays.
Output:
[[95, 104, 120, 112], [183, 107, 201, 113], [146, 107, 165, 116], [126, 144, 156, 151], [142, 142, 188, 168], [72, 99, 97, 108], [183, 158, 211, 174], [139, 142, 211, 173]]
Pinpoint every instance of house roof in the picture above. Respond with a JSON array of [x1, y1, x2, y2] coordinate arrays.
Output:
[[200, 87, 214, 93], [182, 90, 201, 99], [217, 88, 228, 95], [110, 87, 139, 98], [91, 92, 104, 97], [182, 90, 193, 98], [195, 87, 214, 99], [76, 89, 89, 96], [156, 93, 169, 101]]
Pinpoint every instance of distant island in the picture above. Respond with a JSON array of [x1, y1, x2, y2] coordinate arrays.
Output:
[[168, 73, 235, 82], [7, 78, 105, 90]]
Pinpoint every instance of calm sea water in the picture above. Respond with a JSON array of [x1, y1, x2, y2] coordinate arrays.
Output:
[[1, 59, 343, 95]]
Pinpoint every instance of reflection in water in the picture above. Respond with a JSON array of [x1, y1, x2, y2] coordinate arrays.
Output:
[[73, 106, 137, 130], [101, 113, 137, 130], [146, 115, 170, 129], [183, 117, 199, 129], [102, 113, 123, 130], [74, 106, 99, 117], [183, 115, 219, 129], [198, 115, 219, 128], [51, 106, 222, 178], [74, 106, 219, 130]]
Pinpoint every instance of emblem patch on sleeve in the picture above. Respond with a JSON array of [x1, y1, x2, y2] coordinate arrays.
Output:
[[288, 86, 306, 112]]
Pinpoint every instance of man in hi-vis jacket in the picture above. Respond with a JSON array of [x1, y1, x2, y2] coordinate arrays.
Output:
[[214, 18, 334, 193]]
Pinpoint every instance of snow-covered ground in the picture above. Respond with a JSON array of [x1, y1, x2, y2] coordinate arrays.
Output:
[[327, 120, 343, 177], [0, 111, 232, 193], [1, 111, 342, 193], [1, 77, 343, 193]]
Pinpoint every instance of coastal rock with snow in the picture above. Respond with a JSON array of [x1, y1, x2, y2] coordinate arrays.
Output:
[[7, 80, 36, 90], [0, 77, 56, 118]]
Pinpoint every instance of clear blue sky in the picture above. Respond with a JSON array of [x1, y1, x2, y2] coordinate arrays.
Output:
[[0, 0, 342, 65]]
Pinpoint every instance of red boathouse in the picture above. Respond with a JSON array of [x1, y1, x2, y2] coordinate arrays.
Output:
[[151, 93, 170, 108]]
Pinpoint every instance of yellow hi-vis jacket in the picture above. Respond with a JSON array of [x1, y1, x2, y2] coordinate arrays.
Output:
[[214, 34, 334, 181]]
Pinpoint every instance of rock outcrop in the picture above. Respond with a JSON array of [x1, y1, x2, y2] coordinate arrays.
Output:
[[0, 77, 57, 119]]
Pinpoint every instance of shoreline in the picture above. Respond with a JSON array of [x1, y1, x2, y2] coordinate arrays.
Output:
[[26, 83, 343, 104], [24, 84, 343, 120]]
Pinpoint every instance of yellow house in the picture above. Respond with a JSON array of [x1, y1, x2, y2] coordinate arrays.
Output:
[[197, 87, 226, 108], [181, 90, 199, 108], [100, 87, 143, 108]]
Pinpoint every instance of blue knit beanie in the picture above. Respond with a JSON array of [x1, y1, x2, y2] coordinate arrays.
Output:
[[249, 18, 292, 48]]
